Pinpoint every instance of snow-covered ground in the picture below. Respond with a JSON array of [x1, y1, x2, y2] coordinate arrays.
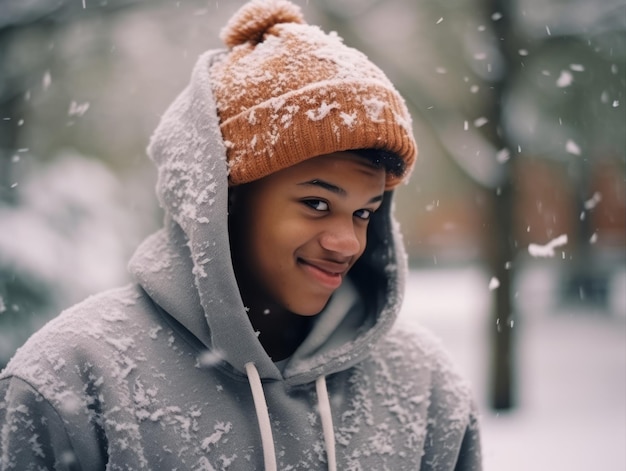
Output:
[[399, 265, 626, 471]]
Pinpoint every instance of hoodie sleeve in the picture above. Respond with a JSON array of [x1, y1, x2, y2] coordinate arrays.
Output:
[[0, 376, 82, 471], [454, 405, 482, 471]]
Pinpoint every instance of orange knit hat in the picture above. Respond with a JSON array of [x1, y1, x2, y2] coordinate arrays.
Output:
[[210, 0, 417, 189]]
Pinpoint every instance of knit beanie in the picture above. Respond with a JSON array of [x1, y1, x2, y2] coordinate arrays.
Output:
[[209, 0, 417, 189]]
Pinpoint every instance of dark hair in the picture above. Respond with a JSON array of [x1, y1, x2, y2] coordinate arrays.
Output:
[[353, 149, 406, 178]]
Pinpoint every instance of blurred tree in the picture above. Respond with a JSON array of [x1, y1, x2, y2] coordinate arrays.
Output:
[[486, 0, 625, 408], [483, 0, 517, 412], [0, 0, 162, 368]]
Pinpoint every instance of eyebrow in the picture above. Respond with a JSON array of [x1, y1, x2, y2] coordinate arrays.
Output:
[[297, 179, 384, 204]]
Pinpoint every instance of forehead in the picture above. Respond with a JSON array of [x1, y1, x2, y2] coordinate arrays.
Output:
[[276, 151, 385, 180]]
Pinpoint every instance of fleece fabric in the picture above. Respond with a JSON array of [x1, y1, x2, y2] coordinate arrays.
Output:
[[0, 50, 481, 470]]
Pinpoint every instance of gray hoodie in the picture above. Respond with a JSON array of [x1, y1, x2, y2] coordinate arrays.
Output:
[[0, 50, 481, 470]]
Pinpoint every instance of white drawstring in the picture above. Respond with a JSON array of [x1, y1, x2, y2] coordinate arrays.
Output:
[[245, 362, 277, 471], [245, 362, 337, 471], [316, 375, 337, 471]]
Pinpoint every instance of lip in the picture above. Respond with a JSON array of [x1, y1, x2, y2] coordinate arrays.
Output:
[[298, 258, 348, 290]]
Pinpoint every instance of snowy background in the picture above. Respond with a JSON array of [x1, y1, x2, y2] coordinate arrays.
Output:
[[1, 0, 625, 469], [400, 266, 626, 471]]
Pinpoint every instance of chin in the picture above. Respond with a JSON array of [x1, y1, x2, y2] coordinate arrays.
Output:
[[293, 308, 324, 317], [287, 297, 331, 317]]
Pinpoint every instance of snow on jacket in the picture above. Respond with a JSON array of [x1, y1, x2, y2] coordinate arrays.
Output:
[[0, 50, 481, 470]]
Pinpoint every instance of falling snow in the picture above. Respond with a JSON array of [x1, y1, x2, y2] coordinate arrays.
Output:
[[68, 101, 90, 117], [42, 71, 52, 89], [496, 148, 510, 163], [528, 234, 568, 258], [556, 70, 573, 88], [584, 192, 602, 210], [566, 139, 581, 155], [488, 277, 500, 290], [473, 117, 488, 128]]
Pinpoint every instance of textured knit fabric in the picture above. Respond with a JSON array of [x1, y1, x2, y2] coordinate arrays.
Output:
[[210, 0, 417, 189], [0, 10, 480, 471]]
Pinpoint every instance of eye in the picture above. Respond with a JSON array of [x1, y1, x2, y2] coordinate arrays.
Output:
[[354, 209, 373, 221], [302, 199, 329, 212]]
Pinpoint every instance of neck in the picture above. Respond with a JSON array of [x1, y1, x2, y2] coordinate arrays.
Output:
[[246, 304, 315, 361]]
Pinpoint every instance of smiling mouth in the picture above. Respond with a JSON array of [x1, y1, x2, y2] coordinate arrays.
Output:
[[298, 259, 346, 290]]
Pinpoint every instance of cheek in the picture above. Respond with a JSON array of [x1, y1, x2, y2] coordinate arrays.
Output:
[[276, 217, 316, 247], [250, 214, 300, 268], [355, 227, 369, 258]]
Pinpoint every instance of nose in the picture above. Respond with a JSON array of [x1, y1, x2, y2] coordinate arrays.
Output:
[[319, 219, 362, 257]]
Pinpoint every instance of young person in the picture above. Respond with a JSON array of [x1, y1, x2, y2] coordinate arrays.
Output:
[[0, 1, 482, 469]]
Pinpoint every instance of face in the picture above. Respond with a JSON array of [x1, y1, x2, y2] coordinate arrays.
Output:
[[229, 151, 386, 317]]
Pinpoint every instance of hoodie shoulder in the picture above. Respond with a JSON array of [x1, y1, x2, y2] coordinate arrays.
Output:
[[373, 322, 482, 468], [1, 284, 155, 388], [377, 322, 473, 395], [380, 322, 477, 419], [0, 285, 159, 469]]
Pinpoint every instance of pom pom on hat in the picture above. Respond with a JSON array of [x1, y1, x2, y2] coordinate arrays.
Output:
[[210, 0, 418, 189], [221, 0, 305, 48]]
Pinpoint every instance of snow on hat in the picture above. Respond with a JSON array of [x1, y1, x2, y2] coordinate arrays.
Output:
[[210, 0, 417, 189]]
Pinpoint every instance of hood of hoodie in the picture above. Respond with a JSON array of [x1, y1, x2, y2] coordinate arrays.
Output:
[[128, 50, 408, 387]]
